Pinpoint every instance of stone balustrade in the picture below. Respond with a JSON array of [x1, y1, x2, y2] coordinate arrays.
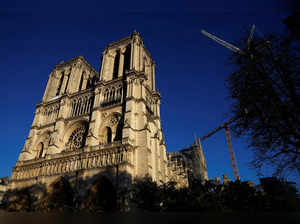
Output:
[[69, 92, 94, 117], [41, 102, 60, 125], [11, 146, 132, 182], [100, 84, 123, 107]]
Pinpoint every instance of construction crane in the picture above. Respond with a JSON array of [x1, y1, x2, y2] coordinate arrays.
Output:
[[199, 25, 256, 181], [200, 117, 240, 181], [201, 24, 255, 56]]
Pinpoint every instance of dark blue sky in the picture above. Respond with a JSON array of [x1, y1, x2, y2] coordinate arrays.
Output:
[[1, 1, 297, 185]]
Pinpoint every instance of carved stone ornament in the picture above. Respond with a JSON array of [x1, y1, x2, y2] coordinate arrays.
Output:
[[102, 112, 108, 120], [60, 98, 66, 106], [108, 51, 117, 58], [109, 116, 119, 126], [24, 138, 32, 151], [95, 88, 101, 94], [120, 47, 127, 54], [102, 48, 108, 55], [67, 126, 86, 151], [64, 67, 71, 75]]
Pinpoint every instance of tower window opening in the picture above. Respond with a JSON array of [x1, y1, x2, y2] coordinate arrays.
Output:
[[64, 74, 70, 93], [123, 45, 131, 73], [56, 72, 64, 96], [37, 142, 44, 158], [86, 78, 92, 89], [113, 50, 120, 79], [79, 72, 84, 91]]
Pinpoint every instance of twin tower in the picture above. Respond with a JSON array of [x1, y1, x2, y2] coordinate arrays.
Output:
[[10, 31, 208, 189]]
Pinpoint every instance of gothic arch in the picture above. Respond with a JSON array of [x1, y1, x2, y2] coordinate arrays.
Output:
[[32, 131, 51, 159], [63, 120, 89, 151], [113, 50, 120, 79], [98, 112, 122, 145], [37, 142, 44, 158]]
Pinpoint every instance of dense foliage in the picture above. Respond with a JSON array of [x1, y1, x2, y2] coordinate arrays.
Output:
[[226, 28, 300, 176], [130, 176, 300, 212], [0, 176, 299, 213]]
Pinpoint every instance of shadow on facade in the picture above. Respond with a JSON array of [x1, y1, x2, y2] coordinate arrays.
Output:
[[1, 167, 132, 213]]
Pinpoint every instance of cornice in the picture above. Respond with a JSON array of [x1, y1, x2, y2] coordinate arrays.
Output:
[[55, 56, 97, 74]]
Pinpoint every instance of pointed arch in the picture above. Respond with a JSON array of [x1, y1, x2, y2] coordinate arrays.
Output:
[[123, 45, 131, 73], [37, 142, 44, 158], [113, 50, 120, 79], [79, 72, 84, 91], [56, 72, 64, 96]]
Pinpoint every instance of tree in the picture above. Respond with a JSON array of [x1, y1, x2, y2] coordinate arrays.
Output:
[[2, 187, 34, 212], [36, 176, 75, 212], [130, 175, 162, 211], [80, 175, 117, 213], [226, 23, 300, 177]]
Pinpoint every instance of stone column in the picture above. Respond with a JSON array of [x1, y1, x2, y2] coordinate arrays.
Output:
[[134, 43, 139, 71], [42, 72, 54, 102], [100, 49, 107, 80], [108, 51, 116, 80], [118, 47, 126, 77], [151, 63, 156, 90], [69, 62, 82, 94]]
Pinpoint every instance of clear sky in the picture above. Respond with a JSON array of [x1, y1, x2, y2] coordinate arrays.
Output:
[[1, 1, 298, 186]]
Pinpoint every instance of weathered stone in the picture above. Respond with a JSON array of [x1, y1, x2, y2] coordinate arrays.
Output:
[[8, 31, 208, 192]]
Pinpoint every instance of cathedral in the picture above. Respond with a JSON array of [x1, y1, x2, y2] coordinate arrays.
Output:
[[8, 31, 208, 190]]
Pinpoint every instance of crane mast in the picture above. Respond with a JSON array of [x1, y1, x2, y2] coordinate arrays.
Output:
[[199, 25, 256, 181], [200, 117, 240, 181], [224, 124, 239, 180]]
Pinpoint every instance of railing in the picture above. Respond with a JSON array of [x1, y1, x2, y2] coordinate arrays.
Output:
[[42, 102, 60, 125], [70, 93, 93, 117], [11, 146, 131, 181], [100, 85, 123, 108]]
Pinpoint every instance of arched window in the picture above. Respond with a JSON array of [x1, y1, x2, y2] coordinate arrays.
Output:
[[79, 72, 84, 91], [37, 142, 44, 158], [86, 78, 92, 89], [113, 50, 120, 79], [56, 72, 64, 96], [123, 45, 131, 73], [106, 127, 112, 144]]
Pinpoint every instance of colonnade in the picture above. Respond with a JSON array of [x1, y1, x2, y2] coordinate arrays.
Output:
[[42, 103, 60, 124], [70, 94, 93, 117]]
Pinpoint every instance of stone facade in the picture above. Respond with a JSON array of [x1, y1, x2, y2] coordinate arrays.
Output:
[[9, 31, 208, 190], [0, 177, 8, 203]]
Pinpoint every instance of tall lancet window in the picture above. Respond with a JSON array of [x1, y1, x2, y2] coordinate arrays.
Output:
[[64, 74, 70, 93], [113, 50, 120, 79], [123, 45, 131, 73], [37, 142, 44, 158], [79, 72, 84, 91], [56, 72, 64, 96]]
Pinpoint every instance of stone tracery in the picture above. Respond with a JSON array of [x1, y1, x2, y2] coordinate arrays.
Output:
[[66, 126, 87, 151]]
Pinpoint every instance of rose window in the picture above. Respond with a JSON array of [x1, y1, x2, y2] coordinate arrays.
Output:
[[67, 126, 86, 150]]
